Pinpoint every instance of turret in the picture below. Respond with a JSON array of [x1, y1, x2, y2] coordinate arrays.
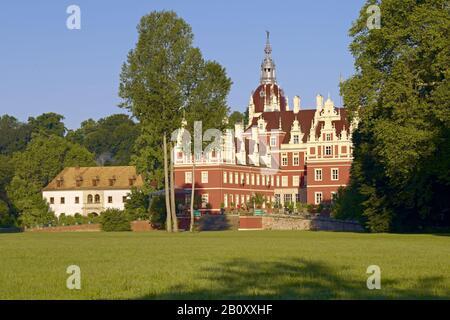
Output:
[[260, 31, 277, 85]]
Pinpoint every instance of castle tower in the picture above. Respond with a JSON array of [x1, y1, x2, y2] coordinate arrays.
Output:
[[260, 31, 277, 85]]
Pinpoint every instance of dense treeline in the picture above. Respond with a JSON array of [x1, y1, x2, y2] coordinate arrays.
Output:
[[334, 0, 450, 232], [0, 113, 140, 228], [0, 107, 245, 229]]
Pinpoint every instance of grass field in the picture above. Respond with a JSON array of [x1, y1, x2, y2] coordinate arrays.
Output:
[[0, 231, 449, 299]]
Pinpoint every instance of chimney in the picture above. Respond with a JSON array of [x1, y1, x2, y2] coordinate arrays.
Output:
[[293, 96, 301, 113], [316, 94, 324, 110]]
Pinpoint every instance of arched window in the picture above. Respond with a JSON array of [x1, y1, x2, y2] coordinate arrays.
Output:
[[94, 194, 100, 203], [87, 194, 93, 204]]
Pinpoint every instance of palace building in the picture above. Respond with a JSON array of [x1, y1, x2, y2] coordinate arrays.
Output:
[[42, 166, 143, 217], [174, 34, 357, 212]]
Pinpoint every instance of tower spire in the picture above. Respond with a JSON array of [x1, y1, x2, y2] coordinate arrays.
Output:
[[260, 31, 276, 85]]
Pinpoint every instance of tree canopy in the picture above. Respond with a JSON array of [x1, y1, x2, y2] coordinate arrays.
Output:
[[66, 114, 139, 165], [28, 112, 66, 137], [119, 10, 232, 190], [338, 0, 450, 232], [0, 115, 32, 155]]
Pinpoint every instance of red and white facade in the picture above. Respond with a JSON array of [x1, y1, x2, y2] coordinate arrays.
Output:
[[174, 34, 357, 212]]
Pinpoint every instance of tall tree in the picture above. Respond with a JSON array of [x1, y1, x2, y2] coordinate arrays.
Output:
[[119, 11, 231, 231], [340, 0, 450, 232], [7, 135, 95, 227]]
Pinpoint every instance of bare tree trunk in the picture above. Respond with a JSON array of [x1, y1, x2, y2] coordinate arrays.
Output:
[[170, 144, 178, 232], [189, 157, 196, 232], [163, 134, 172, 232]]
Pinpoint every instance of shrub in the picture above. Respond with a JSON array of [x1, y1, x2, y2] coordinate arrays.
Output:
[[149, 196, 166, 229], [100, 209, 131, 232], [87, 213, 100, 224], [124, 188, 150, 221], [58, 213, 76, 226], [0, 200, 17, 227], [74, 213, 88, 225]]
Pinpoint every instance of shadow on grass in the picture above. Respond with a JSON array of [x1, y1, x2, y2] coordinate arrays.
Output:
[[140, 258, 449, 300]]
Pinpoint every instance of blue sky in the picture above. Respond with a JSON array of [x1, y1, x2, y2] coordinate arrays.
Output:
[[0, 0, 365, 129]]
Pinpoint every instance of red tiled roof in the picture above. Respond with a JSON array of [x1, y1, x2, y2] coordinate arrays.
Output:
[[248, 108, 349, 144]]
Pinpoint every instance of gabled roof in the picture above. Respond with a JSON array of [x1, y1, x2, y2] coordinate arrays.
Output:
[[248, 108, 349, 144], [43, 166, 144, 191]]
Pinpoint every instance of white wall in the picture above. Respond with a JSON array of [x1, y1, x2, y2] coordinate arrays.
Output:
[[103, 189, 132, 210], [43, 190, 83, 217], [43, 189, 133, 217]]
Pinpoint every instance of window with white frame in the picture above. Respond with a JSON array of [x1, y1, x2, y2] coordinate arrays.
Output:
[[201, 194, 209, 208], [281, 153, 288, 166], [185, 172, 192, 184], [229, 172, 233, 184], [325, 146, 332, 156], [223, 172, 227, 183], [262, 175, 266, 186], [326, 133, 332, 141], [331, 168, 339, 181], [315, 169, 322, 181], [293, 153, 299, 166], [201, 171, 208, 183], [256, 175, 260, 186], [246, 173, 250, 185], [284, 194, 292, 204], [293, 135, 299, 144], [224, 194, 228, 208], [235, 172, 239, 184], [276, 176, 280, 187], [235, 194, 239, 205], [241, 195, 245, 204], [315, 192, 323, 205], [251, 174, 255, 185], [271, 176, 275, 186], [282, 176, 288, 187], [293, 176, 300, 187], [270, 136, 277, 146], [240, 173, 245, 185]]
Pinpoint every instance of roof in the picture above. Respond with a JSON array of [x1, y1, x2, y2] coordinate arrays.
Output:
[[43, 166, 144, 191], [248, 108, 349, 144], [252, 84, 287, 113]]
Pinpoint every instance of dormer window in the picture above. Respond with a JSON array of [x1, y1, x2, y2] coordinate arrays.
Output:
[[293, 135, 299, 144], [56, 177, 64, 188], [326, 133, 332, 141], [129, 176, 136, 187], [76, 176, 83, 187], [92, 176, 100, 187], [109, 176, 116, 187]]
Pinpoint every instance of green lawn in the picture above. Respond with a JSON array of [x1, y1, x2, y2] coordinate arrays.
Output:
[[0, 231, 449, 299]]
